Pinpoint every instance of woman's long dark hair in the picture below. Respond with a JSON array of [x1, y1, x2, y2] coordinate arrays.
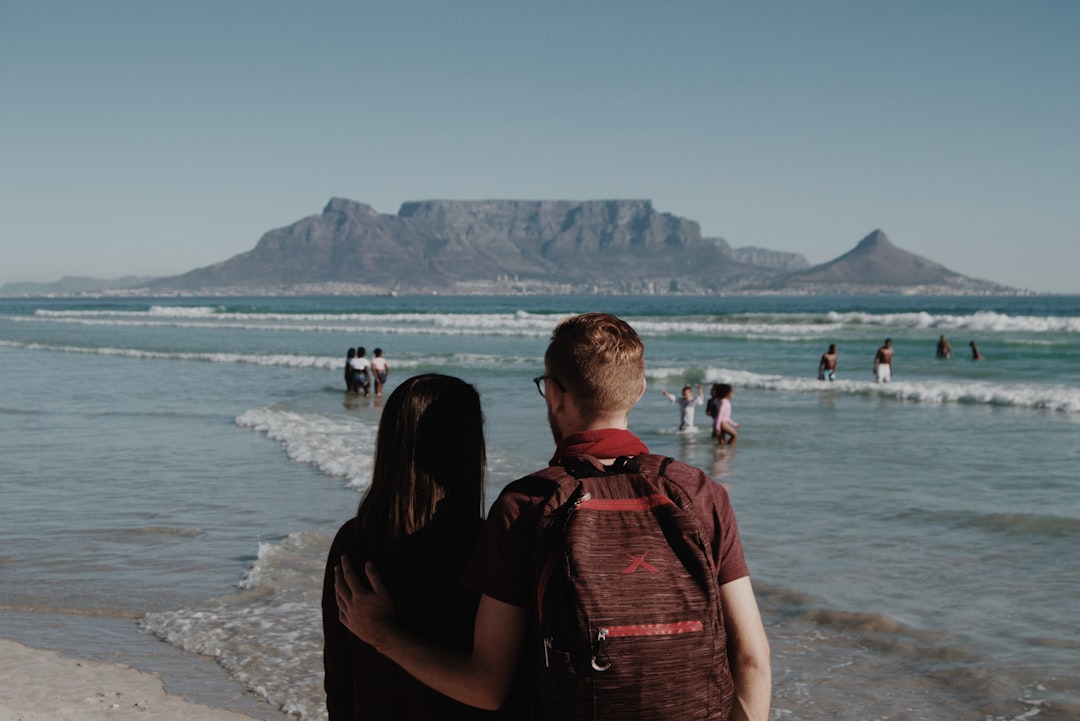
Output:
[[355, 374, 486, 544]]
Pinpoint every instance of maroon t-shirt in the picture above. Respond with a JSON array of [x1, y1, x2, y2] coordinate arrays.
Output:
[[462, 443, 750, 607]]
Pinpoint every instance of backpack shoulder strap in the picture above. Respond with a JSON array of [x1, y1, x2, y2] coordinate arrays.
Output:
[[613, 453, 674, 478], [527, 453, 688, 534], [536, 453, 674, 479]]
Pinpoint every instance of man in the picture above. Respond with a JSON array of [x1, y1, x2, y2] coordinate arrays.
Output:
[[335, 313, 771, 720], [873, 338, 894, 383], [818, 344, 838, 381], [936, 335, 952, 359]]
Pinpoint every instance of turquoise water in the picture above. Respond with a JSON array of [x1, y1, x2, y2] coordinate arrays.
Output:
[[1, 294, 1078, 720]]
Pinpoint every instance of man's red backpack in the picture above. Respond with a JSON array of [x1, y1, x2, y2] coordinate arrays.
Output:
[[529, 453, 735, 720]]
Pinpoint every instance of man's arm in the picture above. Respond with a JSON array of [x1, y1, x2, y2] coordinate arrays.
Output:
[[335, 556, 527, 711], [719, 577, 771, 721]]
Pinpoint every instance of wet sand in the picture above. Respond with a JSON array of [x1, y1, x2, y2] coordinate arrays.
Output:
[[0, 639, 264, 721]]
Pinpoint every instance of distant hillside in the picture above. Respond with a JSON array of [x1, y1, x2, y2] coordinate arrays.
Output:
[[727, 244, 810, 272], [1, 275, 153, 296], [12, 199, 1015, 296]]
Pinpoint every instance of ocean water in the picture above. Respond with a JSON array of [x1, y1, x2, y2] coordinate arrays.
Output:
[[1, 294, 1078, 721]]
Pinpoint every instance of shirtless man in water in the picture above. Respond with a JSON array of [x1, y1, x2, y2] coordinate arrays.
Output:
[[873, 338, 894, 383], [818, 344, 838, 381]]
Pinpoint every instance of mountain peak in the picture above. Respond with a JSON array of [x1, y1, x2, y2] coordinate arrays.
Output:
[[323, 197, 377, 216], [791, 228, 961, 287], [853, 229, 892, 252]]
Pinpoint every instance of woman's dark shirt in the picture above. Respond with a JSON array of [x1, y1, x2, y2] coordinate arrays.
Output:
[[322, 512, 491, 720]]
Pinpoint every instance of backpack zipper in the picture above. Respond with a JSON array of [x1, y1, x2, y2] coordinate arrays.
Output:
[[540, 489, 594, 669], [601, 620, 704, 637], [591, 621, 704, 672]]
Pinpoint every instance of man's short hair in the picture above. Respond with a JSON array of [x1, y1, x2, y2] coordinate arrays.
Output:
[[545, 312, 645, 417]]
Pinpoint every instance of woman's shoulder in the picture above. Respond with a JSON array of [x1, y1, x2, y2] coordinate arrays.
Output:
[[328, 517, 365, 557]]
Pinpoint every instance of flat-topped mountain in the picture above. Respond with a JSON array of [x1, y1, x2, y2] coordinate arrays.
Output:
[[138, 199, 1013, 295], [151, 198, 773, 293]]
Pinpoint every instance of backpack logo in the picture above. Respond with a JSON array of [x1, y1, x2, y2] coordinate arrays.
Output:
[[622, 551, 658, 574]]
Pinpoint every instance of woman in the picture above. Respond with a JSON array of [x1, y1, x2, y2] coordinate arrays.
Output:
[[370, 347, 390, 396], [322, 374, 491, 720], [714, 383, 740, 445], [705, 383, 722, 437], [343, 348, 357, 393]]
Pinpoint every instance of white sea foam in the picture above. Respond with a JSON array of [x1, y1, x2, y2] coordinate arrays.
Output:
[[141, 530, 331, 721], [32, 305, 221, 318], [827, 310, 1080, 333], [0, 339, 535, 373], [22, 315, 385, 334], [23, 306, 1080, 338], [26, 308, 564, 337], [698, 366, 1080, 414], [235, 407, 375, 487], [632, 318, 838, 339], [0, 340, 342, 369], [147, 305, 219, 317]]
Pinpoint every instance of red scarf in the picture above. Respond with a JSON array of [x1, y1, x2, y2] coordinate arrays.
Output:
[[550, 429, 649, 465]]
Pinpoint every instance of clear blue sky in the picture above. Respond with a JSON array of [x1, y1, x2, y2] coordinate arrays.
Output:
[[3, 1, 1078, 292]]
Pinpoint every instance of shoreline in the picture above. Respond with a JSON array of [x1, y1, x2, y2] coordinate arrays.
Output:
[[0, 610, 296, 721], [0, 638, 275, 721]]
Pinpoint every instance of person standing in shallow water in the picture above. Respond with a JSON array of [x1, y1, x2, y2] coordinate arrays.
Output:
[[370, 348, 390, 396], [662, 383, 703, 431], [322, 374, 494, 721], [350, 347, 371, 396], [818, 344, 838, 381], [344, 348, 357, 393], [936, 335, 953, 359], [705, 383, 722, 437], [874, 338, 894, 383], [714, 383, 740, 445]]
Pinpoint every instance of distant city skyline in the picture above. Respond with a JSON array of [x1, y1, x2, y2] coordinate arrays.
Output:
[[3, 1, 1078, 292]]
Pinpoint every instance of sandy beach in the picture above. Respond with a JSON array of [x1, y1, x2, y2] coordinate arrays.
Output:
[[0, 639, 265, 721]]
